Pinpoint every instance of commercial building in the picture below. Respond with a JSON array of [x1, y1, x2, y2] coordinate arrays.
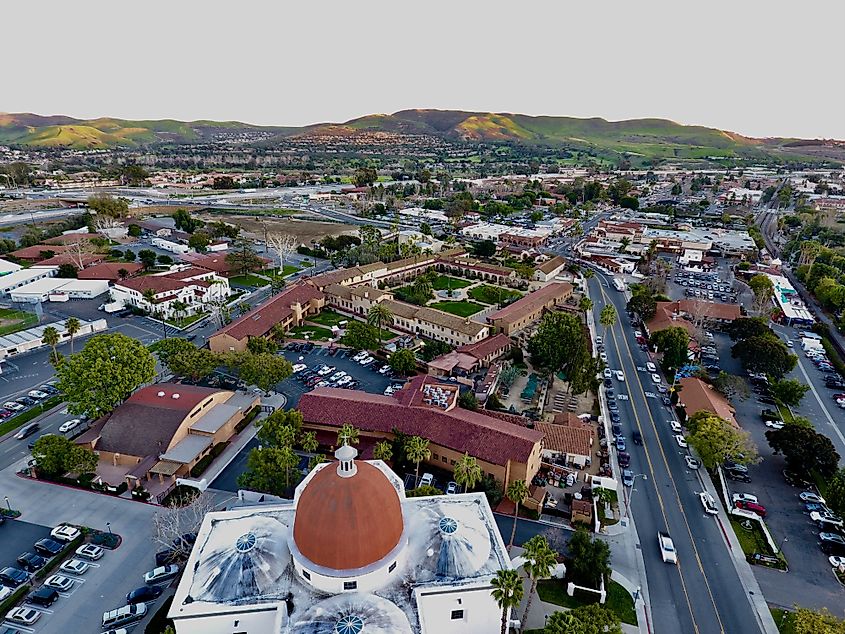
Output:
[[427, 333, 512, 377], [9, 278, 110, 303], [168, 446, 513, 634], [766, 273, 814, 326], [486, 282, 574, 335], [535, 421, 593, 469], [645, 299, 741, 337], [209, 282, 325, 353], [0, 318, 107, 360], [533, 255, 567, 282], [0, 267, 58, 297], [110, 267, 230, 319]]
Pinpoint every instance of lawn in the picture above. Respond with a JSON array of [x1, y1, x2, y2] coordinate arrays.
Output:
[[770, 608, 797, 633], [288, 325, 334, 341], [537, 578, 637, 626], [729, 519, 788, 569], [431, 274, 472, 291], [468, 284, 523, 305], [430, 300, 486, 317], [165, 312, 208, 329], [308, 310, 349, 327], [0, 308, 37, 336], [229, 273, 268, 287], [266, 265, 300, 278]]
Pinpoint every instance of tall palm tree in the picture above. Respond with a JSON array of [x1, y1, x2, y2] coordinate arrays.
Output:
[[141, 288, 157, 311], [64, 317, 80, 354], [367, 303, 393, 346], [453, 453, 482, 492], [413, 274, 433, 300], [579, 296, 593, 313], [405, 435, 431, 485], [521, 535, 558, 627], [491, 569, 524, 634], [506, 479, 529, 551], [373, 441, 393, 463], [600, 304, 617, 334], [42, 326, 60, 364], [171, 300, 188, 324], [583, 268, 595, 280], [299, 430, 319, 454], [336, 423, 359, 447]]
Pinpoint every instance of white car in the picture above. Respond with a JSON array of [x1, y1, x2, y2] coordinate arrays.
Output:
[[800, 492, 826, 504], [674, 434, 688, 448], [650, 373, 662, 385], [600, 352, 608, 363], [615, 370, 625, 382], [59, 418, 83, 433], [317, 365, 335, 376], [732, 493, 758, 505], [0, 587, 10, 602], [360, 357, 375, 366], [336, 376, 353, 387], [634, 331, 643, 339], [829, 556, 845, 568], [6, 607, 41, 625], [646, 362, 657, 373], [144, 564, 180, 584], [699, 492, 718, 515], [75, 544, 104, 560], [811, 511, 843, 527], [3, 401, 24, 411], [59, 559, 89, 575], [596, 335, 603, 345], [45, 574, 74, 592], [603, 368, 613, 379], [764, 420, 784, 430], [669, 420, 682, 433], [617, 394, 629, 401], [329, 371, 346, 381], [658, 532, 677, 564], [352, 351, 369, 362], [685, 455, 700, 470], [291, 363, 307, 373], [28, 390, 49, 400], [51, 524, 81, 543]]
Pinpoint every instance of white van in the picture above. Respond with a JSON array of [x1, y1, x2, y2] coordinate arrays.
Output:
[[102, 604, 147, 628]]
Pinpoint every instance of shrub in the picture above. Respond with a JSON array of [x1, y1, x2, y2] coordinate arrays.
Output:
[[235, 407, 260, 434], [190, 441, 230, 478]]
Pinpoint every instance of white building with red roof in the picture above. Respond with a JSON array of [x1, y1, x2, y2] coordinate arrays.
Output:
[[109, 266, 230, 319]]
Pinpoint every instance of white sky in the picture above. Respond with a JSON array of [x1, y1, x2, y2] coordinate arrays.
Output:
[[4, 0, 844, 139]]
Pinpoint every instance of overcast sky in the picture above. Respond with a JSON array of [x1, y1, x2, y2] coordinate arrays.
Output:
[[4, 1, 843, 139]]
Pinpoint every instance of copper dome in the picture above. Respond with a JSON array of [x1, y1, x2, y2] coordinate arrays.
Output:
[[293, 460, 404, 571]]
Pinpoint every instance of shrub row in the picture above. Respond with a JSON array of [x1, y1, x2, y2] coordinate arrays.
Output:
[[189, 441, 230, 478], [235, 407, 260, 434], [0, 584, 29, 615], [33, 534, 84, 581]]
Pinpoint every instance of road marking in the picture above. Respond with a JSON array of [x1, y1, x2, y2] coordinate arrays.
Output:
[[599, 280, 726, 634], [792, 348, 845, 450]]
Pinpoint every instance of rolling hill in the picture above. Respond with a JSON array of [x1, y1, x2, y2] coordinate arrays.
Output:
[[0, 109, 840, 163]]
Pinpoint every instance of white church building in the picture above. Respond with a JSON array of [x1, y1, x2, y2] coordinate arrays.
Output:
[[168, 445, 513, 633]]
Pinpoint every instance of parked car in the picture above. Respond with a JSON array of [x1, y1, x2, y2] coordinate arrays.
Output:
[[51, 524, 81, 543], [59, 418, 83, 433], [819, 532, 845, 555], [618, 452, 631, 468], [800, 492, 826, 504], [144, 564, 180, 585], [684, 456, 700, 470], [34, 538, 64, 557], [45, 574, 74, 592], [674, 435, 688, 448], [6, 607, 42, 625], [76, 544, 104, 560], [27, 390, 49, 400], [126, 585, 163, 604], [651, 373, 661, 384], [59, 559, 89, 575], [735, 500, 767, 518], [726, 470, 752, 483], [615, 437, 626, 451], [3, 401, 24, 412], [622, 470, 634, 487], [732, 493, 758, 505], [699, 492, 718, 515], [16, 552, 46, 572], [445, 481, 458, 495], [102, 604, 147, 628], [0, 567, 29, 587], [27, 586, 59, 607], [603, 368, 612, 379], [615, 370, 625, 382]]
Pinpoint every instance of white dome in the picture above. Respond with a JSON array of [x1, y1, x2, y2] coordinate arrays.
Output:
[[188, 515, 290, 603], [290, 593, 412, 634]]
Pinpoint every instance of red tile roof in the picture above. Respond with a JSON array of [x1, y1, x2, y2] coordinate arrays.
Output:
[[677, 377, 738, 427], [10, 244, 71, 260], [536, 422, 592, 457], [212, 282, 324, 342], [298, 385, 543, 466], [77, 262, 143, 280], [456, 333, 512, 360], [39, 253, 105, 267], [116, 275, 209, 295], [487, 282, 573, 325]]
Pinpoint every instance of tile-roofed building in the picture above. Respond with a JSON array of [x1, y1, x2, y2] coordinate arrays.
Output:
[[110, 266, 229, 319], [39, 253, 105, 267], [645, 300, 741, 337], [533, 255, 567, 282], [535, 422, 592, 468], [487, 282, 573, 335], [77, 261, 143, 281], [382, 299, 489, 345], [456, 333, 512, 364], [437, 256, 517, 286], [9, 244, 72, 262], [677, 377, 738, 428], [209, 282, 325, 353], [179, 252, 271, 277], [298, 375, 544, 490]]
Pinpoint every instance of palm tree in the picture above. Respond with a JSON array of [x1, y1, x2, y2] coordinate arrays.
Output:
[[336, 423, 359, 447], [413, 275, 433, 300], [42, 326, 60, 363], [618, 237, 631, 254], [506, 479, 529, 551], [600, 304, 617, 334], [300, 430, 319, 454], [405, 435, 431, 485], [583, 268, 595, 280], [117, 268, 129, 280], [373, 441, 393, 463], [453, 453, 482, 492], [171, 300, 188, 324], [367, 303, 393, 346], [141, 288, 157, 311], [579, 296, 593, 313], [491, 569, 524, 634], [65, 317, 80, 354], [521, 535, 558, 627]]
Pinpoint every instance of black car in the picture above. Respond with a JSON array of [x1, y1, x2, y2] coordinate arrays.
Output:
[[632, 431, 643, 445], [303, 342, 314, 351], [0, 567, 29, 587], [126, 585, 163, 604], [172, 532, 197, 550], [34, 538, 63, 557], [725, 470, 751, 483], [16, 552, 45, 572], [16, 396, 36, 407], [27, 586, 58, 607], [603, 378, 612, 388]]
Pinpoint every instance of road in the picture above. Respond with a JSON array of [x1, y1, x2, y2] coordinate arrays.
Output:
[[589, 272, 761, 634]]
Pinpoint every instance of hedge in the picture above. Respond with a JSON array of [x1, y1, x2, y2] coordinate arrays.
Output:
[[190, 441, 230, 478], [235, 407, 260, 434], [33, 534, 84, 581], [0, 584, 29, 615]]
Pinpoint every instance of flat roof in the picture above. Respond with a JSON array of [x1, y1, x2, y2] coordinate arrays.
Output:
[[189, 396, 255, 434], [0, 267, 57, 290], [159, 434, 212, 464]]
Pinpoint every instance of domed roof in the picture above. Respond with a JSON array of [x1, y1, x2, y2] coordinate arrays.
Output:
[[290, 593, 412, 634], [293, 459, 403, 571]]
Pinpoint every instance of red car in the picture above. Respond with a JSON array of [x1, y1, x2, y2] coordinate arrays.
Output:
[[735, 500, 767, 518], [0, 409, 12, 419]]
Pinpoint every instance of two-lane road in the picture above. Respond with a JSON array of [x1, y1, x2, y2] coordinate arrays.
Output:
[[591, 274, 762, 634]]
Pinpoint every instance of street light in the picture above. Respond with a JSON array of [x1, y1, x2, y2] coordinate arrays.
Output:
[[624, 474, 648, 517], [106, 522, 112, 535], [3, 496, 10, 512]]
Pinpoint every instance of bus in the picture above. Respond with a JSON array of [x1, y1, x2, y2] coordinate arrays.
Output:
[[612, 278, 626, 292]]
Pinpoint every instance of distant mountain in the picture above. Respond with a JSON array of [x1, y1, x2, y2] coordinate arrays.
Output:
[[1, 109, 841, 163]]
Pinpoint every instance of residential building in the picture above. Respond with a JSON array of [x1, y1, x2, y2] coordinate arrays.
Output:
[[676, 377, 738, 428], [8, 244, 73, 263], [167, 446, 512, 634], [209, 282, 325, 353], [110, 267, 230, 319], [436, 256, 517, 287], [486, 282, 574, 335]]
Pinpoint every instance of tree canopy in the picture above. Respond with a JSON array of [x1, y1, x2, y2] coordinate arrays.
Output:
[[686, 412, 758, 470], [769, 378, 810, 407], [155, 338, 221, 382], [232, 351, 292, 393], [528, 312, 593, 391], [567, 527, 611, 589], [341, 321, 380, 351], [87, 193, 129, 218], [389, 349, 417, 376], [33, 434, 98, 478], [56, 333, 156, 419], [650, 326, 690, 373], [626, 292, 657, 320], [726, 317, 771, 341], [766, 424, 840, 479], [545, 604, 623, 634], [731, 333, 796, 379]]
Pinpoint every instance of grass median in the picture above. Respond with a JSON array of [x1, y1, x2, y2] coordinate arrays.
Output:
[[0, 395, 64, 437]]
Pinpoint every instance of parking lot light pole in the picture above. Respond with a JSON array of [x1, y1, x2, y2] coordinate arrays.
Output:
[[106, 521, 112, 535], [3, 496, 10, 511]]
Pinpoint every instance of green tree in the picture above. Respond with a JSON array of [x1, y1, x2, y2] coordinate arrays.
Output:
[[65, 317, 81, 354], [567, 527, 611, 588], [687, 413, 758, 470], [42, 326, 60, 363], [712, 371, 750, 401], [226, 239, 264, 276], [389, 348, 417, 376], [521, 535, 559, 627], [528, 312, 591, 385], [56, 333, 156, 419], [792, 606, 845, 634], [473, 240, 497, 258], [726, 316, 771, 341], [235, 352, 292, 393], [599, 304, 617, 332], [337, 423, 360, 446], [341, 321, 380, 350], [32, 434, 97, 478], [506, 479, 529, 551], [373, 440, 393, 463], [367, 303, 393, 345], [300, 430, 319, 454], [458, 390, 479, 411], [731, 334, 796, 379], [579, 296, 594, 312], [188, 232, 210, 252], [766, 425, 840, 479], [749, 274, 775, 314], [453, 453, 483, 491], [57, 263, 78, 278], [626, 292, 657, 320], [353, 167, 378, 187], [155, 338, 222, 382], [545, 604, 622, 634], [138, 249, 157, 270], [826, 468, 845, 518], [491, 569, 524, 634], [172, 208, 202, 233], [405, 435, 431, 484], [87, 193, 128, 218], [770, 378, 810, 407], [237, 445, 300, 495], [650, 326, 690, 373], [257, 409, 304, 448], [247, 336, 278, 355]]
